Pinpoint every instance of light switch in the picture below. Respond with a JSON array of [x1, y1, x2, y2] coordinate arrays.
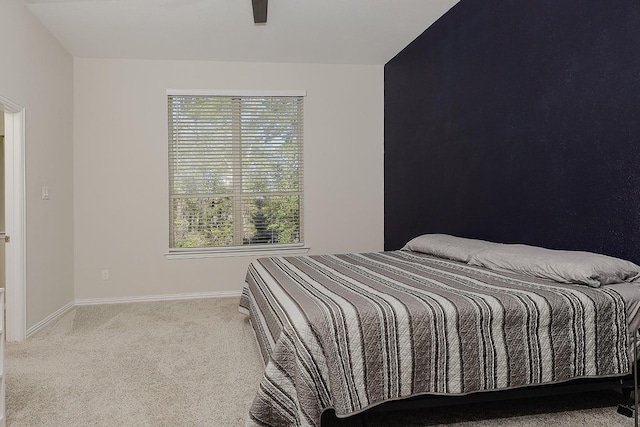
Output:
[[42, 186, 49, 200]]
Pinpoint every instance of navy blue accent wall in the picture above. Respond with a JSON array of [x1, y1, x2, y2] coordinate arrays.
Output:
[[384, 0, 640, 262]]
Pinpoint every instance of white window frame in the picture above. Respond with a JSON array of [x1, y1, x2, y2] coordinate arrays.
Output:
[[165, 89, 309, 259]]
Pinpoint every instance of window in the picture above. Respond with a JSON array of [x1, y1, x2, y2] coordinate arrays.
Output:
[[167, 91, 305, 257]]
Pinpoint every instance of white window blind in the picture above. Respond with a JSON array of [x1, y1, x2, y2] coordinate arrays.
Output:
[[168, 94, 304, 251]]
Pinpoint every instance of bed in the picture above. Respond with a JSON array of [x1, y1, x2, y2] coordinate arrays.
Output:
[[239, 234, 640, 427]]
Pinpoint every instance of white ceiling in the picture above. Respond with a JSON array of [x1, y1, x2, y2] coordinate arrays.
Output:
[[27, 0, 459, 65]]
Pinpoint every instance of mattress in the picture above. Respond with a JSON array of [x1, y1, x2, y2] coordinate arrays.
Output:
[[240, 250, 638, 427], [604, 281, 640, 351]]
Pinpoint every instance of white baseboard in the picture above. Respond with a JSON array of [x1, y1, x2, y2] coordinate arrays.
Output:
[[25, 291, 243, 338], [26, 301, 75, 338], [74, 290, 243, 306]]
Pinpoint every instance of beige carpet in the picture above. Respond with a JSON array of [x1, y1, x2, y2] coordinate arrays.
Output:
[[4, 297, 635, 426]]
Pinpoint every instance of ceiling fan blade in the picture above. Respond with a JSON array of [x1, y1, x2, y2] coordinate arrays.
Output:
[[252, 0, 268, 24]]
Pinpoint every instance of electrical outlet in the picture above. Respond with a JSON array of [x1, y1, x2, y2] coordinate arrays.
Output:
[[101, 269, 110, 280]]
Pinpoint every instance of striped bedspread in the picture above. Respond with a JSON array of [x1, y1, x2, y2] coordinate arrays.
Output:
[[239, 250, 631, 427]]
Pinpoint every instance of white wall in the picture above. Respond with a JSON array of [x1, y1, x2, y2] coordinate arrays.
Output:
[[74, 59, 383, 300], [0, 0, 74, 328]]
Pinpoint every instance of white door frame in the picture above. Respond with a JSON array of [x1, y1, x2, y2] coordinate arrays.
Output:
[[1, 95, 27, 342]]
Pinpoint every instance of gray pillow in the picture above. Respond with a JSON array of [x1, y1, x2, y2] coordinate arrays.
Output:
[[468, 244, 640, 287], [402, 234, 499, 263]]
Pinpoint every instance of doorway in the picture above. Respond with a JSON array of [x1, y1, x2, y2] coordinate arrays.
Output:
[[0, 114, 4, 289], [0, 94, 27, 342]]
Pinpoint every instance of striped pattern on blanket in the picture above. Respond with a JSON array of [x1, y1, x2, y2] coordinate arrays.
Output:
[[239, 251, 631, 427]]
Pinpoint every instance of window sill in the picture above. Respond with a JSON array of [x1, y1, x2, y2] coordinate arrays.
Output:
[[164, 244, 310, 260]]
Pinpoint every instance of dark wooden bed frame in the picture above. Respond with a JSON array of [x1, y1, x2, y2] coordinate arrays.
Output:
[[321, 374, 636, 426]]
